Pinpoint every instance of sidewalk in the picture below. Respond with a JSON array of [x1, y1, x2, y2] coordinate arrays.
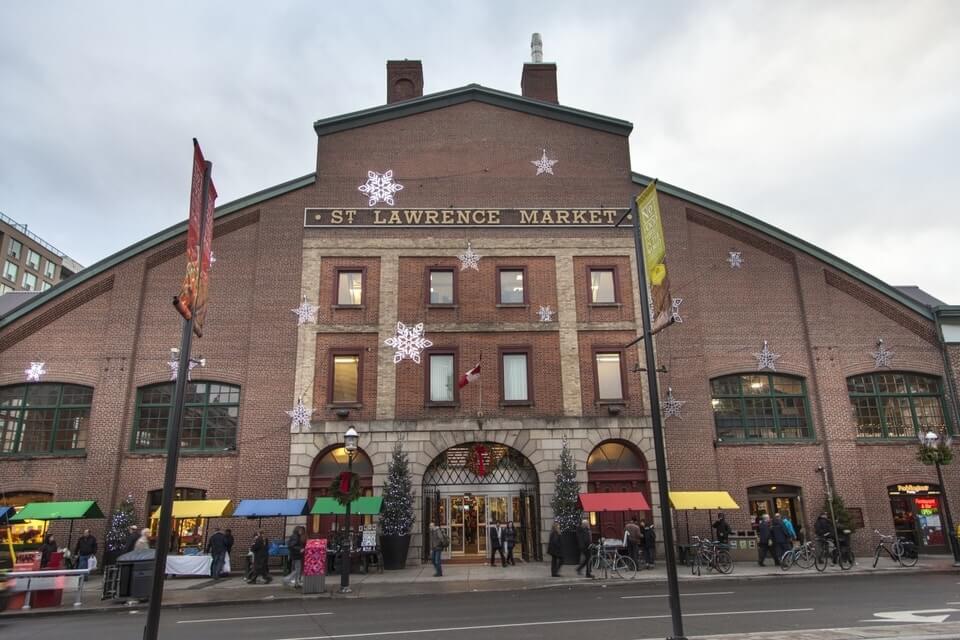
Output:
[[3, 555, 957, 619]]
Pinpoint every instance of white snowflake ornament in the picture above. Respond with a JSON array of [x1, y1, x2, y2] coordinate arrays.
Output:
[[291, 297, 319, 326], [384, 321, 433, 364], [358, 170, 404, 206], [871, 339, 895, 369], [538, 305, 555, 322], [458, 242, 481, 271], [167, 356, 203, 381], [727, 251, 744, 269], [670, 297, 683, 324], [24, 362, 47, 382], [531, 149, 558, 175], [286, 397, 313, 431], [662, 387, 686, 419], [753, 340, 781, 371]]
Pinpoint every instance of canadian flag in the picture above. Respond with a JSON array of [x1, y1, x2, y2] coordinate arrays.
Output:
[[458, 360, 481, 389]]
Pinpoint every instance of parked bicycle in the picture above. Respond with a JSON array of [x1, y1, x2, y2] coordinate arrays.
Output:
[[872, 530, 918, 568], [814, 532, 854, 571], [780, 540, 816, 571], [690, 536, 734, 576], [589, 542, 638, 579]]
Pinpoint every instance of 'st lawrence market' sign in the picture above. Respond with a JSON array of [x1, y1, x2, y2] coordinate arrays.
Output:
[[304, 208, 628, 228]]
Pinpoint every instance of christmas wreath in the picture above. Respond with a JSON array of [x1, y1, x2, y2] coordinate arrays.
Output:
[[330, 471, 362, 506], [466, 443, 489, 477]]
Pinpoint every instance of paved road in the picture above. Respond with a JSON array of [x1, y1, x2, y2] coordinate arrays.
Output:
[[3, 572, 960, 640]]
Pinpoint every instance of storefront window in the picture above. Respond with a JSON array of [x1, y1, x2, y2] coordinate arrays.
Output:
[[132, 381, 240, 451], [0, 491, 52, 548], [710, 374, 812, 441], [848, 373, 950, 438], [0, 383, 92, 454], [888, 484, 945, 548]]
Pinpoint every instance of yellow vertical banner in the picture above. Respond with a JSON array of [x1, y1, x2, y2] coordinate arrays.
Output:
[[635, 181, 673, 334]]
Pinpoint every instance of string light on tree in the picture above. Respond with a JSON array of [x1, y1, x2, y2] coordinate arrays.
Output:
[[662, 387, 687, 419], [384, 321, 433, 364], [458, 242, 481, 271], [286, 397, 313, 430], [380, 442, 415, 537], [24, 362, 47, 382], [551, 437, 581, 533], [753, 340, 781, 371], [291, 296, 319, 326], [538, 305, 555, 322], [871, 338, 895, 369], [727, 251, 744, 269], [358, 169, 404, 206], [531, 149, 558, 175]]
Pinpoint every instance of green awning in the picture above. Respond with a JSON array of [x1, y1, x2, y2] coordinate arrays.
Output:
[[9, 500, 105, 522], [310, 496, 382, 515]]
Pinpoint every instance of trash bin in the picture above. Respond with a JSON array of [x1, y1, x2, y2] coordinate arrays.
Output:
[[116, 549, 156, 601]]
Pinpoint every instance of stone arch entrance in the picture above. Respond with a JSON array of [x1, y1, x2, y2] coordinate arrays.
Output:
[[587, 440, 651, 539], [422, 442, 541, 562], [308, 445, 374, 537]]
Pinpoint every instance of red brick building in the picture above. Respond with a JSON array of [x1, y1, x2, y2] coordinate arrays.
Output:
[[2, 55, 959, 566]]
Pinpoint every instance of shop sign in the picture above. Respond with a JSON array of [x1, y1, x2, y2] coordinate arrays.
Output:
[[304, 207, 628, 228], [893, 484, 935, 495]]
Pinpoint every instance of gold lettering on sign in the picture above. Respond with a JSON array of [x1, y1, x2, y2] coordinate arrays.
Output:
[[573, 210, 587, 224], [488, 210, 500, 224], [441, 210, 453, 224], [387, 210, 402, 224], [373, 210, 386, 224], [330, 210, 343, 223], [556, 210, 570, 224], [540, 210, 555, 224], [345, 210, 356, 223], [520, 210, 538, 224], [603, 209, 617, 224], [425, 210, 439, 224]]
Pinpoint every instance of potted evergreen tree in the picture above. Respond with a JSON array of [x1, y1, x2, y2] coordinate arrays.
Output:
[[551, 439, 583, 563], [105, 494, 136, 566], [380, 442, 415, 569]]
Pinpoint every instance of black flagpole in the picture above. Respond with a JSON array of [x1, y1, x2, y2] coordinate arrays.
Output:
[[143, 160, 212, 640], [621, 187, 687, 639]]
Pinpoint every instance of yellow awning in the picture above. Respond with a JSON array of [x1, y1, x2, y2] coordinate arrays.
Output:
[[152, 499, 233, 519], [669, 491, 739, 511]]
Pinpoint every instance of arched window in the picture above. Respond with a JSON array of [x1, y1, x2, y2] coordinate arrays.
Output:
[[308, 445, 374, 537], [587, 441, 650, 539], [710, 373, 812, 441], [0, 383, 93, 454], [848, 372, 950, 438], [132, 381, 240, 452]]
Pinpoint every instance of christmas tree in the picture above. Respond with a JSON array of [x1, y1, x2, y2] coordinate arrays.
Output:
[[106, 494, 135, 553], [551, 438, 581, 532], [380, 442, 415, 536]]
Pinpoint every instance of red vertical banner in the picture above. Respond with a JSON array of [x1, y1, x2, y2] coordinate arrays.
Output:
[[191, 154, 217, 337]]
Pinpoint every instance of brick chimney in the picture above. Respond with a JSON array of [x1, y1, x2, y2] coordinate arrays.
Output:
[[387, 60, 423, 104], [520, 33, 558, 103]]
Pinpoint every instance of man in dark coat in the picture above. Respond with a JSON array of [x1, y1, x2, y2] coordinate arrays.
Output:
[[757, 514, 773, 566], [74, 529, 98, 573], [122, 525, 140, 554], [246, 530, 271, 584], [39, 534, 58, 568], [548, 523, 563, 577], [575, 519, 593, 578], [625, 518, 643, 566], [712, 513, 732, 544], [642, 521, 657, 568], [488, 520, 506, 567], [206, 527, 228, 579], [502, 521, 517, 566], [222, 528, 235, 577], [771, 514, 791, 565]]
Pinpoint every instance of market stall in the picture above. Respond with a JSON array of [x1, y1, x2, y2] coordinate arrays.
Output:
[[150, 499, 233, 575], [1, 506, 15, 565], [9, 500, 105, 553], [310, 497, 383, 573], [232, 499, 309, 576], [668, 491, 741, 562]]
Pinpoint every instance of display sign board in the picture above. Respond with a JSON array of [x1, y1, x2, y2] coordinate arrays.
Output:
[[304, 207, 629, 228], [361, 525, 378, 551]]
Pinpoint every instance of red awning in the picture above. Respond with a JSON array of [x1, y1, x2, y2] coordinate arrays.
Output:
[[578, 492, 651, 513]]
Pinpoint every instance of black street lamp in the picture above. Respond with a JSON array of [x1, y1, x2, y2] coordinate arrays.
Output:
[[919, 430, 960, 564], [340, 426, 359, 593]]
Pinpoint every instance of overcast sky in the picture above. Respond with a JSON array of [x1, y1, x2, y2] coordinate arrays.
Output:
[[1, 2, 958, 303]]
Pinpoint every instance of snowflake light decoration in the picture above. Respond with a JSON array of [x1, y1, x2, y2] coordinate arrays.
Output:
[[753, 340, 781, 371], [24, 362, 47, 382], [291, 296, 319, 326], [871, 339, 895, 369], [530, 149, 558, 175], [167, 355, 203, 381], [458, 242, 481, 271], [727, 251, 744, 269], [209, 251, 216, 267], [538, 305, 555, 322], [384, 321, 433, 364], [286, 397, 313, 430], [662, 387, 686, 419], [358, 170, 404, 206], [670, 297, 684, 324]]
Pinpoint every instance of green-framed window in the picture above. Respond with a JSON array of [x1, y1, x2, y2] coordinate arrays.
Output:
[[0, 383, 93, 454], [710, 373, 812, 441], [847, 372, 950, 438], [132, 382, 240, 452]]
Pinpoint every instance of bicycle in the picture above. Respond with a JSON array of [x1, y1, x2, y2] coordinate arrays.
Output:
[[872, 530, 918, 568], [690, 536, 734, 576], [780, 540, 816, 571], [814, 533, 854, 571], [588, 543, 638, 579]]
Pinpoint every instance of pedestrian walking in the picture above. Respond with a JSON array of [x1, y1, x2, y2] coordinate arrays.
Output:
[[757, 514, 773, 566], [122, 525, 140, 554], [711, 513, 731, 544], [74, 529, 97, 575], [503, 521, 517, 566], [134, 528, 151, 550], [642, 521, 657, 568], [206, 526, 228, 579], [429, 521, 446, 577], [284, 526, 305, 587], [575, 519, 593, 577], [548, 523, 563, 577], [625, 518, 643, 565], [39, 533, 58, 568], [489, 520, 506, 567], [246, 530, 272, 584], [778, 513, 796, 540], [771, 514, 790, 565], [222, 528, 235, 578]]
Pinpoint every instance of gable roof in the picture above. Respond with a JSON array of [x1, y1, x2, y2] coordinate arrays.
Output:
[[631, 173, 935, 320], [313, 84, 634, 137]]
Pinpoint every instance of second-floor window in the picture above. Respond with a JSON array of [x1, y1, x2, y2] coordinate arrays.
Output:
[[336, 270, 363, 306], [3, 261, 17, 282], [427, 352, 455, 404], [711, 373, 812, 441], [22, 272, 37, 291], [132, 382, 240, 452], [8, 239, 22, 259], [26, 249, 40, 271], [0, 383, 93, 454], [848, 372, 949, 438], [330, 353, 361, 404], [501, 349, 531, 404], [594, 351, 625, 401], [589, 268, 617, 304], [428, 269, 455, 305], [497, 268, 526, 305]]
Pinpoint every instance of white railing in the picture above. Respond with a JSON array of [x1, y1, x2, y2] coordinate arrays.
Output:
[[7, 568, 91, 609]]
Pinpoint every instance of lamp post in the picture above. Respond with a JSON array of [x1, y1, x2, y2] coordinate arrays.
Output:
[[340, 426, 359, 593], [920, 430, 960, 564]]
